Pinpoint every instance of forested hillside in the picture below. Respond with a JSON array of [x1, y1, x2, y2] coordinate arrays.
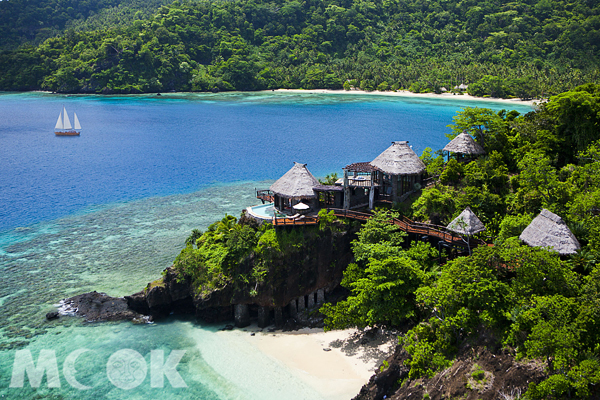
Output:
[[0, 0, 599, 95], [321, 83, 600, 398], [0, 0, 173, 50]]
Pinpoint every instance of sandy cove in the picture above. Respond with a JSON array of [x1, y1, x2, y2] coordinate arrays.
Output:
[[217, 325, 397, 400], [273, 88, 542, 107]]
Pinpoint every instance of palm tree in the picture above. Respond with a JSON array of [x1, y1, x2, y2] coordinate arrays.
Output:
[[185, 229, 203, 248]]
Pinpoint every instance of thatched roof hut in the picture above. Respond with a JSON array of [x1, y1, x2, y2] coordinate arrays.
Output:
[[270, 162, 320, 199], [370, 141, 426, 176], [519, 209, 581, 255], [446, 207, 486, 235], [443, 131, 485, 156]]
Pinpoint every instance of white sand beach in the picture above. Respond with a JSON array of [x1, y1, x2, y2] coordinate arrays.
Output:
[[215, 326, 397, 400], [273, 88, 542, 107]]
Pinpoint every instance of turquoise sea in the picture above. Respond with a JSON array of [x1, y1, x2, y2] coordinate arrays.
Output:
[[0, 91, 533, 399]]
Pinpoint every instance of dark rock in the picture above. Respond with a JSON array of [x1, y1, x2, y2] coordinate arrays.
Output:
[[234, 304, 250, 328], [125, 291, 150, 315], [219, 324, 234, 331], [353, 346, 409, 400], [145, 284, 172, 316], [61, 291, 147, 322], [354, 339, 547, 400], [195, 306, 232, 323], [46, 311, 59, 320]]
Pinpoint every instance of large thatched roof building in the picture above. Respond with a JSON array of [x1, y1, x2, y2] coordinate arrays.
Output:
[[443, 131, 485, 156], [341, 141, 426, 206], [371, 141, 426, 176], [270, 162, 320, 212], [446, 207, 486, 236], [519, 209, 581, 255], [270, 162, 319, 198]]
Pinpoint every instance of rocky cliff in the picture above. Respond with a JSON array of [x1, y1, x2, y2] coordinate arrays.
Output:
[[56, 225, 357, 326], [353, 335, 546, 400]]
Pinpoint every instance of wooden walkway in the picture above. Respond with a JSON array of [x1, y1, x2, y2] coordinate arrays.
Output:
[[269, 206, 490, 249], [327, 208, 489, 248]]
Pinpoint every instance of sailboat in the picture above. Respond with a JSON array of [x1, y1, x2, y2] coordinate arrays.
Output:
[[54, 107, 81, 136]]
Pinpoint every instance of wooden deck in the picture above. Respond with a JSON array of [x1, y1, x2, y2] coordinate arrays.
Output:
[[256, 189, 274, 203]]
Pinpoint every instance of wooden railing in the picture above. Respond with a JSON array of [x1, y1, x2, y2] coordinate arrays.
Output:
[[256, 189, 274, 203], [272, 216, 318, 226], [269, 206, 491, 249], [327, 208, 372, 221], [326, 208, 489, 248]]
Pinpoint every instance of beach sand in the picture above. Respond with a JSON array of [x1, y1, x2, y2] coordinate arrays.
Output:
[[218, 325, 397, 400], [273, 88, 541, 107]]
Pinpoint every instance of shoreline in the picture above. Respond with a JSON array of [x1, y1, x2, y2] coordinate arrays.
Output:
[[5, 89, 541, 107], [219, 325, 397, 400], [272, 88, 541, 107]]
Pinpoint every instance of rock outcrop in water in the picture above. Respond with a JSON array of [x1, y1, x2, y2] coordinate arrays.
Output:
[[58, 291, 149, 323], [126, 226, 356, 326], [59, 225, 357, 326]]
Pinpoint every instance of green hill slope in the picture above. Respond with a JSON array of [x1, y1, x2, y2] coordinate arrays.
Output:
[[0, 0, 173, 50], [0, 0, 598, 95]]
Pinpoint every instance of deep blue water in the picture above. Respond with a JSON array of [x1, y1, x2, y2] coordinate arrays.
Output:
[[0, 91, 533, 399], [0, 91, 532, 232]]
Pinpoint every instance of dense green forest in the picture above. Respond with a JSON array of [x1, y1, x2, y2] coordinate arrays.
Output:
[[321, 83, 600, 398], [0, 0, 173, 49], [0, 0, 599, 95]]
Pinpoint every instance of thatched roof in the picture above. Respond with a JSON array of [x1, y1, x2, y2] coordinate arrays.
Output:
[[313, 184, 343, 192], [519, 209, 581, 255], [443, 132, 485, 155], [370, 141, 426, 176], [446, 207, 486, 235], [270, 162, 320, 198], [344, 162, 380, 173]]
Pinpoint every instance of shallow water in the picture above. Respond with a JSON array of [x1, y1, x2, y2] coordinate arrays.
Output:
[[0, 92, 532, 398]]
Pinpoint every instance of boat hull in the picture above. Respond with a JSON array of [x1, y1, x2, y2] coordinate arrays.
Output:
[[55, 131, 80, 136]]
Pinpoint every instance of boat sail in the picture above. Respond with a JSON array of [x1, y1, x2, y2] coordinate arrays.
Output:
[[54, 107, 81, 136]]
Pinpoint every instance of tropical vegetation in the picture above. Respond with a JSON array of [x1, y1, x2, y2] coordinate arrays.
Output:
[[320, 83, 600, 398], [1, 0, 599, 95]]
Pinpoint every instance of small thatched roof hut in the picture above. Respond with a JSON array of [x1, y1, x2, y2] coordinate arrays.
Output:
[[270, 162, 320, 199], [370, 141, 426, 176], [446, 207, 486, 235], [519, 209, 581, 255], [443, 131, 485, 156]]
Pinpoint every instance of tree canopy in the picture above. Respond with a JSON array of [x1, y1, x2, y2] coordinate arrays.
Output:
[[0, 0, 599, 95], [321, 84, 600, 397]]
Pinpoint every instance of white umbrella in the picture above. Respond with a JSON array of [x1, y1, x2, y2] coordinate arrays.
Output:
[[293, 202, 310, 210]]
